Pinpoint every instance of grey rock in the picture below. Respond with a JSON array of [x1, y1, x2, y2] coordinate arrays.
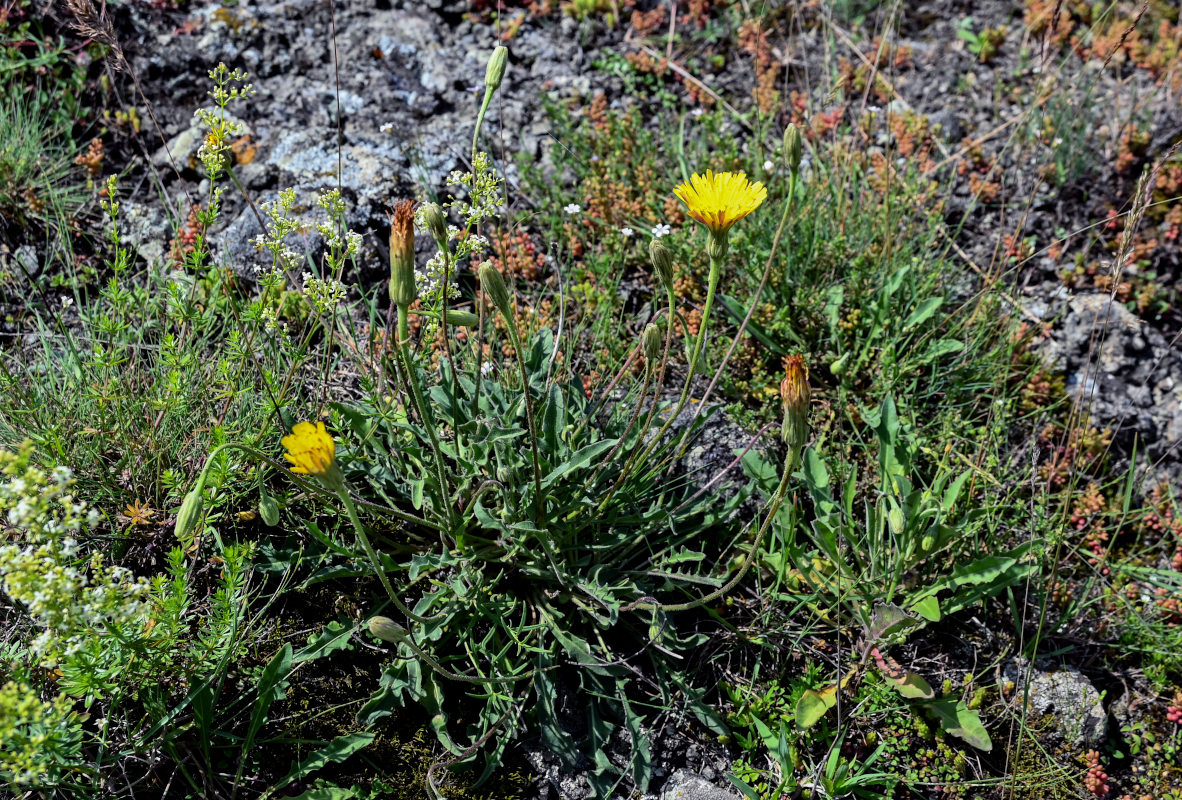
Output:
[[659, 770, 742, 800], [1003, 658, 1107, 747], [119, 202, 170, 267], [1040, 293, 1182, 483], [13, 245, 39, 279], [653, 390, 767, 519]]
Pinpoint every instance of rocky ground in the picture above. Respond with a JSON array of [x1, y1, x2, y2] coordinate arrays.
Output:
[[9, 0, 1182, 796]]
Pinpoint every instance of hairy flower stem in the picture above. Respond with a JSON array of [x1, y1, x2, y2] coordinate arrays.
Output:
[[501, 316, 544, 523], [619, 256, 721, 493], [396, 306, 454, 525], [333, 478, 438, 625], [626, 445, 796, 614]]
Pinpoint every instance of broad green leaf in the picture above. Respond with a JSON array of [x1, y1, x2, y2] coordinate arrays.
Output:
[[883, 265, 909, 297], [795, 669, 855, 729], [910, 595, 942, 622], [802, 447, 829, 490], [867, 603, 920, 641], [923, 698, 992, 751], [284, 788, 359, 800], [275, 733, 376, 791], [293, 621, 355, 664], [795, 689, 833, 729], [245, 643, 293, 753], [540, 438, 619, 490], [915, 339, 965, 366], [902, 297, 943, 331], [880, 668, 935, 700], [259, 490, 280, 526]]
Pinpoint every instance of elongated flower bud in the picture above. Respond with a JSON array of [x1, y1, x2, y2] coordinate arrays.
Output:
[[479, 262, 512, 319], [648, 238, 674, 292], [445, 309, 479, 327], [485, 45, 509, 93], [420, 202, 448, 249], [174, 484, 205, 543], [780, 354, 810, 449], [783, 123, 803, 174], [389, 200, 416, 307], [368, 616, 410, 644], [642, 322, 662, 363]]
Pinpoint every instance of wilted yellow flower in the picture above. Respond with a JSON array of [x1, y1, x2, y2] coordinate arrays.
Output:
[[780, 355, 810, 449], [673, 170, 767, 237], [282, 421, 336, 477]]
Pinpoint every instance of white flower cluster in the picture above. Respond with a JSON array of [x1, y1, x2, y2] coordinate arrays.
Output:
[[0, 447, 150, 667], [301, 272, 347, 314], [252, 187, 303, 285], [445, 151, 503, 228]]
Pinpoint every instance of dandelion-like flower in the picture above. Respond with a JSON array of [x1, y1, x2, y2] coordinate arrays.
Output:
[[282, 421, 336, 477], [673, 170, 767, 238]]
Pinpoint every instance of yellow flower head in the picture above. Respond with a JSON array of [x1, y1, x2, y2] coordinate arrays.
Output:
[[282, 421, 336, 476], [673, 170, 767, 237]]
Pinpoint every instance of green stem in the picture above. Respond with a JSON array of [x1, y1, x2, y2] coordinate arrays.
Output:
[[626, 445, 795, 613], [503, 319, 545, 523], [622, 251, 723, 489], [396, 305, 455, 524], [334, 477, 441, 625]]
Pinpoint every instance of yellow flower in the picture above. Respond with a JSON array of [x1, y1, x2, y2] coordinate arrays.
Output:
[[282, 421, 336, 476], [673, 170, 767, 237]]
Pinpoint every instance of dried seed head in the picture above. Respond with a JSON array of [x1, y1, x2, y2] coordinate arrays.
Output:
[[389, 199, 416, 307]]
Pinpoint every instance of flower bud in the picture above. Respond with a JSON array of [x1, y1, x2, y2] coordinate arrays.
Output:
[[706, 232, 729, 262], [478, 262, 512, 318], [420, 202, 448, 249], [642, 323, 662, 363], [783, 123, 803, 174], [484, 45, 509, 93], [174, 484, 205, 543], [258, 490, 279, 526], [389, 199, 417, 307], [445, 309, 480, 327], [368, 616, 410, 644], [780, 354, 811, 449], [648, 238, 674, 292]]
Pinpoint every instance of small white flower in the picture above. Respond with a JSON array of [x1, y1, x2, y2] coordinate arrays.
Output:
[[481, 361, 494, 376], [60, 297, 74, 308], [763, 159, 774, 172], [620, 227, 634, 238], [651, 223, 671, 238], [380, 122, 394, 133], [564, 203, 582, 215], [691, 107, 705, 118], [867, 105, 882, 115]]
